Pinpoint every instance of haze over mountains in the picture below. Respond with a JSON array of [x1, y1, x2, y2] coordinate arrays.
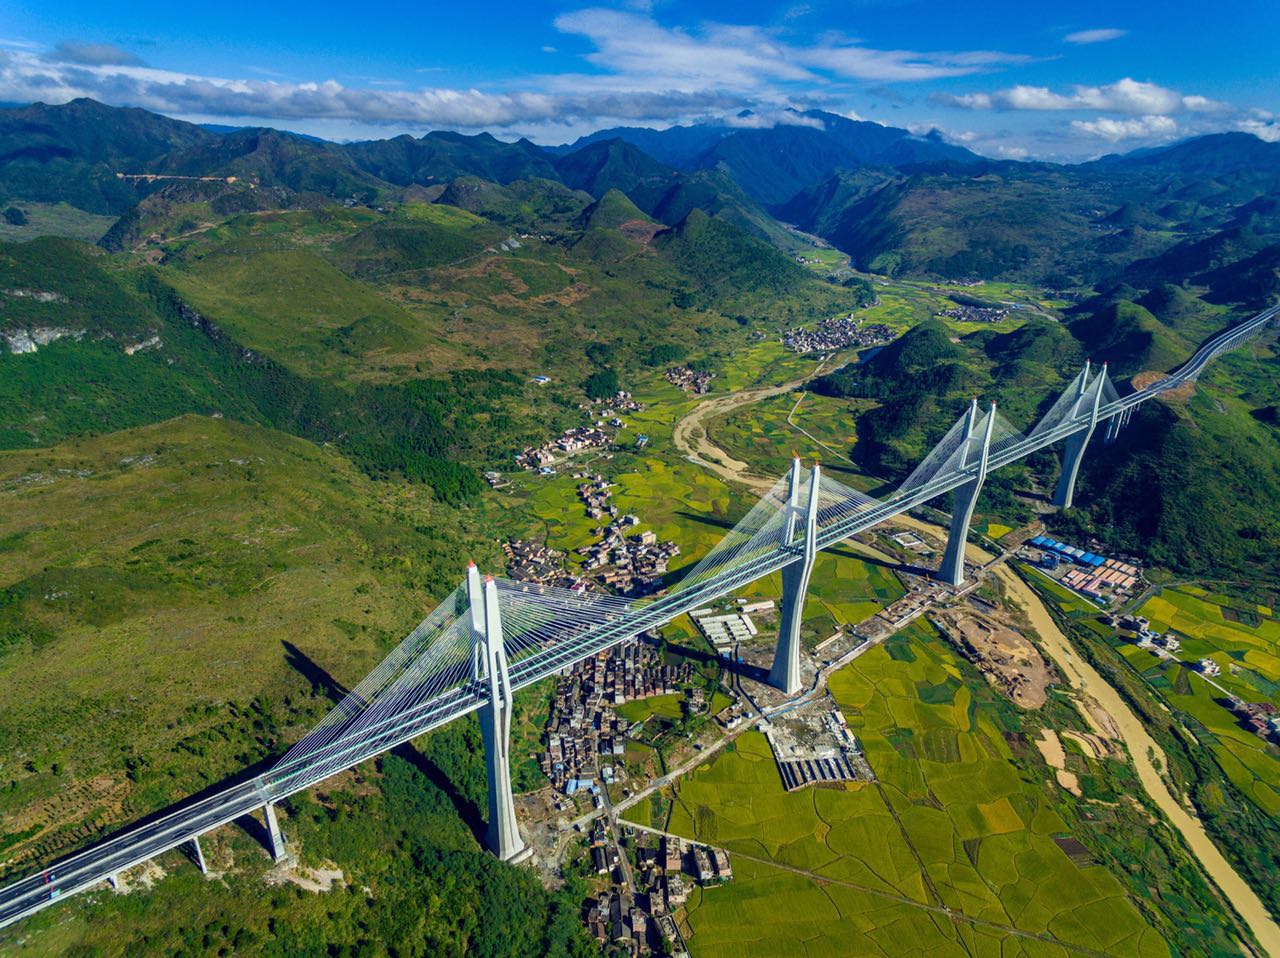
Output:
[[4, 97, 1280, 301], [4, 74, 1280, 958]]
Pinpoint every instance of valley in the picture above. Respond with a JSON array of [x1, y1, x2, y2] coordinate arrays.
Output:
[[0, 94, 1279, 958]]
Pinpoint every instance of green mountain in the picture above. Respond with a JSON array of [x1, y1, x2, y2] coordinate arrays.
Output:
[[652, 208, 806, 301], [1067, 300, 1194, 377], [160, 127, 386, 199], [0, 98, 215, 213], [344, 131, 559, 186], [554, 109, 979, 205], [577, 188, 651, 231]]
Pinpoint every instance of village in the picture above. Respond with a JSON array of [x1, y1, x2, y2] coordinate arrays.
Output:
[[511, 391, 647, 476], [584, 825, 731, 956], [937, 303, 1011, 323], [573, 475, 681, 596], [1105, 612, 1280, 745], [782, 315, 893, 354], [540, 638, 695, 796], [664, 365, 715, 394]]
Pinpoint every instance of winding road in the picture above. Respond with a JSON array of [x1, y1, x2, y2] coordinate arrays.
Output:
[[671, 331, 1280, 956]]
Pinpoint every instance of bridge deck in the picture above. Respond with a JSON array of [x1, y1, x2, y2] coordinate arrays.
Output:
[[1, 302, 1275, 930]]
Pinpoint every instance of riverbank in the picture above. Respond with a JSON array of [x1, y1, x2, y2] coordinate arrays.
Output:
[[671, 377, 1280, 956], [996, 565, 1280, 957]]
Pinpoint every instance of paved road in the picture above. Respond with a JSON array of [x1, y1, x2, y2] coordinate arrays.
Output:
[[1, 301, 1275, 931]]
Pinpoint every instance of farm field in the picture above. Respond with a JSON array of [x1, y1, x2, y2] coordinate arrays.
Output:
[[1129, 587, 1280, 816], [646, 622, 1173, 958], [0, 202, 117, 244], [707, 391, 875, 484], [616, 693, 685, 725]]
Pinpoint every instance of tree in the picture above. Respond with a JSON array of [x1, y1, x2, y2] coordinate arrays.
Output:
[[582, 368, 619, 400], [3, 207, 26, 226]]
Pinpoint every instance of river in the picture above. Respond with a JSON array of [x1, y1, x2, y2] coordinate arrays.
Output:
[[671, 382, 1280, 956]]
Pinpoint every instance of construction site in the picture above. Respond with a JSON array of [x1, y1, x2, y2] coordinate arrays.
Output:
[[762, 694, 875, 790]]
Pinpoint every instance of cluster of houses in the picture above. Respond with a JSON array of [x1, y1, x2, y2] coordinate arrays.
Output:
[[937, 303, 1010, 323], [1229, 699, 1280, 742], [516, 426, 614, 473], [782, 316, 893, 354], [585, 831, 731, 955], [1110, 614, 1185, 657], [540, 640, 694, 794], [1109, 618, 1280, 740], [503, 538, 587, 590], [579, 391, 646, 418], [577, 518, 680, 597], [1027, 536, 1142, 604], [578, 473, 617, 521], [664, 366, 715, 394]]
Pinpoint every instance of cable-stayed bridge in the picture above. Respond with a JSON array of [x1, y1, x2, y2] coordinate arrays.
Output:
[[1, 302, 1277, 929]]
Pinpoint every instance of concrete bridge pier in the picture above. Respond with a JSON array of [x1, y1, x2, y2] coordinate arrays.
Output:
[[188, 836, 208, 875], [262, 802, 286, 861], [468, 565, 527, 862], [1053, 379, 1105, 509], [938, 401, 995, 587], [769, 459, 820, 696]]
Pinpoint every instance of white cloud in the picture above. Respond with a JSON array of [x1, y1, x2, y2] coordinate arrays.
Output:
[[1070, 114, 1179, 141], [0, 50, 749, 130], [551, 8, 1028, 90], [0, 9, 1029, 138], [1237, 118, 1280, 142], [49, 41, 145, 67], [934, 78, 1227, 115], [1064, 28, 1126, 45], [722, 109, 824, 129]]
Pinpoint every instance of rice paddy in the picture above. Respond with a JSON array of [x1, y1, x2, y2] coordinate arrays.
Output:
[[1128, 587, 1280, 815], [644, 622, 1171, 958]]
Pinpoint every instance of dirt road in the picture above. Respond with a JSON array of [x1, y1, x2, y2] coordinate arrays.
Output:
[[670, 384, 993, 565], [671, 379, 1279, 955], [672, 378, 808, 494]]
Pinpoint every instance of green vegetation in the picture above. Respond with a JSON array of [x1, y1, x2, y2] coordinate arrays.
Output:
[[1136, 588, 1280, 815], [0, 202, 115, 243], [10, 751, 594, 958], [1025, 573, 1280, 930], [1058, 336, 1280, 582], [0, 417, 497, 859], [651, 620, 1243, 956], [4, 96, 1280, 955], [582, 366, 620, 399]]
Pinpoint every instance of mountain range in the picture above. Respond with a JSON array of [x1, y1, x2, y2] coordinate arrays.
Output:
[[2, 97, 1280, 300]]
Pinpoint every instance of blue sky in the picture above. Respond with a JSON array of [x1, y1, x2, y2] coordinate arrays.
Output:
[[0, 0, 1276, 159]]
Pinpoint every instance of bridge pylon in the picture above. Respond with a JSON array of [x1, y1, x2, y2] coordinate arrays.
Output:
[[769, 458, 820, 696], [467, 564, 527, 862], [1053, 362, 1109, 508], [938, 400, 996, 587]]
